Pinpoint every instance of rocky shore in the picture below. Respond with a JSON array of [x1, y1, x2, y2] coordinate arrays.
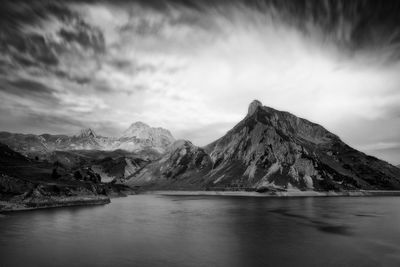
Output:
[[0, 195, 110, 212], [149, 190, 400, 198], [0, 174, 133, 212]]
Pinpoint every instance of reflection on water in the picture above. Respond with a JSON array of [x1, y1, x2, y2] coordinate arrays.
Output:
[[1, 195, 400, 267]]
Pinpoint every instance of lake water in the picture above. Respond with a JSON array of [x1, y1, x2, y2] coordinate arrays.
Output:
[[1, 195, 400, 267]]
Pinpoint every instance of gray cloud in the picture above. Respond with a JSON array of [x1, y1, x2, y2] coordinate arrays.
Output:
[[0, 1, 106, 86], [1, 0, 400, 165], [0, 78, 59, 104]]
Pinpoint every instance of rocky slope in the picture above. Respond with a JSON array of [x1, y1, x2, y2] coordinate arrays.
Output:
[[126, 140, 212, 189], [39, 149, 152, 184], [0, 174, 110, 211], [0, 143, 133, 211], [92, 156, 148, 183], [126, 100, 400, 191], [0, 122, 175, 155]]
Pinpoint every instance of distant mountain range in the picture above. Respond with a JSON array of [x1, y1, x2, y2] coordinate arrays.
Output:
[[126, 100, 400, 191], [0, 122, 175, 155], [1, 100, 400, 193]]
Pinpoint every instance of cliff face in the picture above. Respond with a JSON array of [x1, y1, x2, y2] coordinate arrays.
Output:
[[126, 101, 400, 191], [204, 101, 400, 191]]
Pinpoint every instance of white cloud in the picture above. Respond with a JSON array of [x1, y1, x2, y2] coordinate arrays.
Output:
[[72, 4, 400, 158], [3, 2, 400, 164]]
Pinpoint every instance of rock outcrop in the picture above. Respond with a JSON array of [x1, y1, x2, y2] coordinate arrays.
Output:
[[0, 173, 111, 211], [77, 128, 98, 139], [0, 143, 135, 211]]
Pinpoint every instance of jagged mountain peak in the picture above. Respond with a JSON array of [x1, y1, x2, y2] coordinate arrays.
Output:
[[247, 99, 263, 116], [76, 128, 97, 138], [242, 102, 340, 146], [121, 121, 174, 140]]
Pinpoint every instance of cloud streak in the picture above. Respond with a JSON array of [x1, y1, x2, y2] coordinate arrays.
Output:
[[1, 0, 400, 164]]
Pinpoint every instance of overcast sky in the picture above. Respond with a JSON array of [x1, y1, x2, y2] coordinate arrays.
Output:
[[1, 0, 400, 164]]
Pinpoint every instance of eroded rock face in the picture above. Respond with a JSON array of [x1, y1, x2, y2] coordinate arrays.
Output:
[[125, 140, 212, 189], [77, 128, 97, 139], [247, 100, 262, 117], [126, 101, 400, 191], [204, 101, 400, 191], [119, 122, 175, 153]]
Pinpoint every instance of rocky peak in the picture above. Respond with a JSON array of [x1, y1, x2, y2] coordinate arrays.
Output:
[[77, 128, 97, 138], [121, 122, 150, 138], [128, 121, 150, 129], [247, 100, 262, 117], [121, 121, 175, 151]]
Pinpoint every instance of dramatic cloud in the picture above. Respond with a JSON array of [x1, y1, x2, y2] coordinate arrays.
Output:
[[1, 0, 400, 164]]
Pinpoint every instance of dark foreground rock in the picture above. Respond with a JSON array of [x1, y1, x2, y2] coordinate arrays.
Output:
[[0, 195, 110, 212], [0, 174, 135, 212], [0, 142, 137, 212]]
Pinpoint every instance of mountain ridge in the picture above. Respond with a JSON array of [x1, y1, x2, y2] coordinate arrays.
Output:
[[0, 122, 175, 155], [126, 100, 400, 191]]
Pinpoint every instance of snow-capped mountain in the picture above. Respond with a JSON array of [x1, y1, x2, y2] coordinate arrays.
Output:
[[0, 123, 175, 155], [126, 100, 400, 191]]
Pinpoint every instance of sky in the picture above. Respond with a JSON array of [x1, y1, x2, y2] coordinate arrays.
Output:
[[0, 0, 400, 164]]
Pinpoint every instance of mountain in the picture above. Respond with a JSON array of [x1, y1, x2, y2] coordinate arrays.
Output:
[[126, 140, 212, 189], [0, 122, 175, 155], [126, 100, 400, 191], [119, 122, 175, 152]]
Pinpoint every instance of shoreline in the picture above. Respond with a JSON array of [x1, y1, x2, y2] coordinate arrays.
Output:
[[147, 190, 400, 198], [0, 195, 110, 212], [3, 189, 400, 212]]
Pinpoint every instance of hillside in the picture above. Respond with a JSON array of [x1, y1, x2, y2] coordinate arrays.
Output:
[[126, 100, 400, 191]]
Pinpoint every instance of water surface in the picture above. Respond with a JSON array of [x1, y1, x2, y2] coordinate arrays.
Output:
[[1, 195, 400, 267]]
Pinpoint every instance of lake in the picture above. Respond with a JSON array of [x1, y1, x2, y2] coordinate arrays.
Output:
[[1, 195, 400, 267]]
